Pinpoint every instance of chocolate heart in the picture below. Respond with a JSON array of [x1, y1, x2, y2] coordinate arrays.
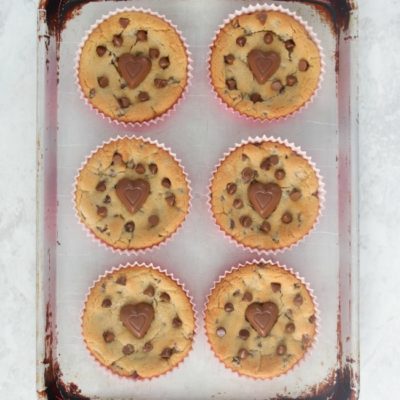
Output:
[[248, 181, 282, 219], [117, 53, 152, 89], [245, 302, 279, 337], [116, 178, 150, 214], [120, 303, 155, 339], [247, 50, 281, 84]]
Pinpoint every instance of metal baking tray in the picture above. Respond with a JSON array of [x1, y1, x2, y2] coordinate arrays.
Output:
[[36, 0, 359, 398]]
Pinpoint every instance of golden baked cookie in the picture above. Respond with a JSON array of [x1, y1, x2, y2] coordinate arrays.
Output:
[[74, 137, 190, 251], [77, 10, 190, 124], [210, 139, 322, 252], [205, 261, 318, 379], [209, 7, 322, 120], [82, 264, 196, 379]]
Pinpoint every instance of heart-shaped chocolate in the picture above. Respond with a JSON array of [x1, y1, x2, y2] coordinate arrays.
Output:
[[245, 302, 279, 337], [117, 53, 152, 89], [248, 181, 282, 219], [247, 50, 281, 84], [120, 303, 155, 339], [116, 178, 150, 214]]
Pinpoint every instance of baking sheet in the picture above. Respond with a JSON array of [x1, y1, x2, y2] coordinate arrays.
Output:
[[36, 0, 359, 399]]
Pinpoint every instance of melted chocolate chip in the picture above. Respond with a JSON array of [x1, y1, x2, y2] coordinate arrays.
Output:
[[118, 97, 131, 108], [103, 195, 111, 204], [257, 11, 268, 24], [238, 348, 249, 359], [285, 323, 296, 333], [172, 316, 182, 328], [122, 344, 134, 355], [149, 163, 158, 174], [97, 206, 108, 218], [250, 93, 262, 103], [240, 215, 252, 228], [281, 212, 293, 224], [231, 18, 240, 28], [116, 276, 127, 285], [260, 221, 271, 233], [224, 303, 234, 312], [136, 30, 147, 41], [216, 327, 226, 337], [119, 17, 130, 27], [271, 282, 281, 292], [149, 48, 160, 59], [271, 80, 283, 91], [285, 39, 296, 51], [103, 331, 115, 343], [97, 76, 109, 88], [89, 89, 96, 98], [290, 189, 302, 201], [242, 291, 253, 302], [299, 59, 309, 71], [160, 292, 170, 302], [159, 57, 170, 69], [96, 45, 107, 57], [236, 36, 246, 47], [241, 167, 255, 183], [148, 215, 159, 227], [294, 293, 303, 306], [154, 78, 168, 88], [275, 169, 286, 180], [162, 177, 171, 188], [224, 54, 235, 65], [165, 193, 176, 207], [138, 91, 150, 102], [226, 182, 237, 195], [264, 32, 274, 44], [113, 34, 123, 47], [239, 329, 250, 340], [112, 152, 123, 164], [309, 315, 316, 323], [124, 221, 135, 233], [276, 344, 287, 355], [286, 75, 298, 86], [233, 198, 244, 209], [102, 298, 112, 308], [160, 347, 173, 359], [144, 285, 155, 297], [143, 342, 153, 352], [135, 163, 145, 174], [226, 78, 237, 90], [229, 219, 235, 229], [96, 181, 106, 192]]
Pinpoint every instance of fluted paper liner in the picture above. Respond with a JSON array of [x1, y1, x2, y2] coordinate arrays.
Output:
[[81, 262, 198, 381], [208, 136, 326, 254], [208, 3, 325, 122], [75, 7, 193, 128], [203, 259, 320, 380], [73, 135, 192, 254]]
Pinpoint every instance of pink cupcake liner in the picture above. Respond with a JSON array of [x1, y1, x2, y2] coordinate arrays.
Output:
[[75, 7, 193, 129], [208, 135, 326, 255], [208, 3, 326, 123], [73, 135, 192, 255], [203, 258, 320, 380], [81, 262, 198, 381]]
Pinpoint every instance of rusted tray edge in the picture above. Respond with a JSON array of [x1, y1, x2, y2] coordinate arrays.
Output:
[[36, 1, 359, 399]]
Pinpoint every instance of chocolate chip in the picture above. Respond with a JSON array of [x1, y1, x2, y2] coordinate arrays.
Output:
[[172, 316, 182, 328], [136, 30, 147, 41], [144, 285, 155, 297], [238, 348, 249, 359], [160, 292, 170, 302], [250, 93, 262, 103], [275, 169, 286, 180], [281, 212, 293, 224], [112, 34, 123, 47], [135, 163, 145, 174], [122, 344, 134, 355], [242, 291, 253, 302], [285, 39, 295, 51], [286, 75, 298, 86], [231, 18, 240, 28], [216, 327, 226, 337], [302, 334, 311, 348], [271, 80, 283, 91], [290, 189, 302, 201], [124, 221, 135, 233], [260, 158, 271, 170], [257, 11, 267, 24], [241, 167, 255, 183], [149, 163, 158, 174], [229, 219, 235, 229], [103, 195, 111, 204], [233, 290, 240, 297], [97, 206, 108, 218], [118, 97, 131, 108], [159, 57, 170, 69], [165, 193, 176, 207], [148, 215, 159, 227], [149, 48, 160, 59], [239, 329, 250, 340], [260, 221, 271, 233], [89, 89, 96, 98], [143, 342, 153, 352], [101, 298, 112, 308], [271, 282, 281, 292], [96, 45, 107, 57], [119, 17, 130, 28], [96, 181, 106, 192], [242, 153, 249, 161], [120, 82, 127, 89], [116, 276, 126, 285], [285, 323, 296, 333], [160, 347, 173, 359], [299, 59, 309, 71], [131, 371, 140, 379], [103, 331, 115, 343], [236, 36, 246, 47], [226, 182, 237, 195], [154, 78, 168, 88], [239, 215, 252, 228], [309, 315, 316, 323], [264, 32, 274, 44], [97, 76, 109, 88], [226, 78, 237, 90], [276, 344, 287, 355], [224, 302, 234, 312], [162, 177, 171, 188], [224, 54, 235, 65], [269, 155, 279, 165], [233, 198, 243, 209], [294, 294, 303, 306], [112, 152, 123, 164], [138, 91, 150, 102]]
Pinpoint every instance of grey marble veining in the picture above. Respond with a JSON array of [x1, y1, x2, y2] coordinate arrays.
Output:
[[0, 0, 398, 398]]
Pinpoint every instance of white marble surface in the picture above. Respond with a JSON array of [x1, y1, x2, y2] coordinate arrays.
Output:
[[0, 0, 398, 398]]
